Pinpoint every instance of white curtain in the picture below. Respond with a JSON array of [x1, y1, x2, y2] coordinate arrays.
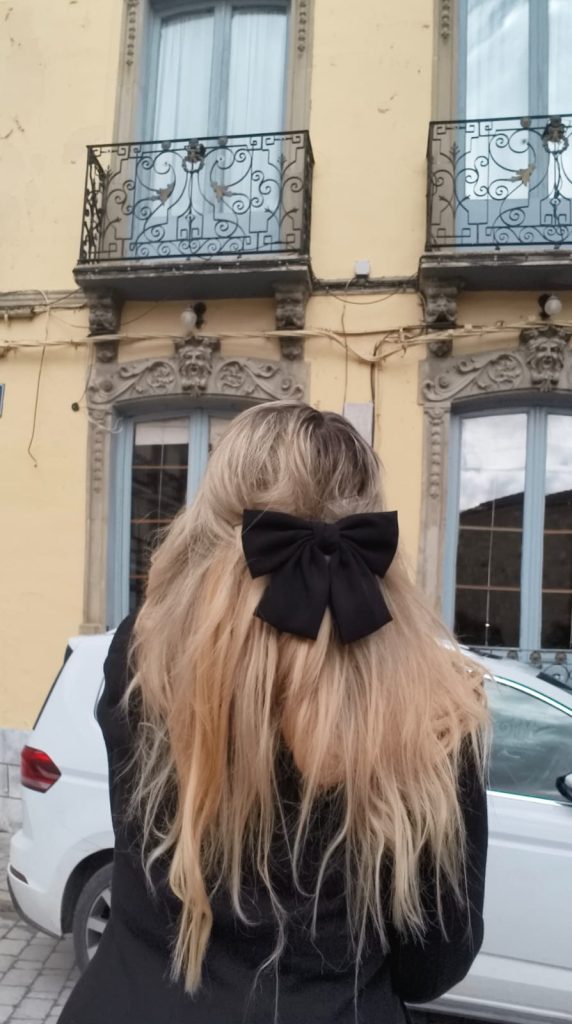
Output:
[[549, 0, 572, 113], [153, 11, 215, 139], [466, 0, 529, 118], [226, 8, 288, 135]]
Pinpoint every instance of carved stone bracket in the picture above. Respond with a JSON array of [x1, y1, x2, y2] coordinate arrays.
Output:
[[418, 326, 572, 606], [86, 292, 123, 362], [422, 279, 461, 357], [274, 285, 309, 360]]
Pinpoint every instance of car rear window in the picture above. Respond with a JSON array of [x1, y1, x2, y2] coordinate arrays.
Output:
[[33, 644, 73, 729]]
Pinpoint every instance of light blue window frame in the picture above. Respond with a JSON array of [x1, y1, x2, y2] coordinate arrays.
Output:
[[107, 406, 233, 627], [143, 0, 290, 141], [443, 401, 572, 657]]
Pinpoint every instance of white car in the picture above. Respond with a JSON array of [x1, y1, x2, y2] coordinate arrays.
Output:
[[7, 631, 572, 1021]]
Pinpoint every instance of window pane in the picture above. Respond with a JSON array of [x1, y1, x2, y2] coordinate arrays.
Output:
[[549, 0, 572, 113], [455, 414, 527, 648], [542, 415, 572, 650], [227, 7, 288, 134], [153, 11, 215, 138], [466, 0, 529, 118], [129, 420, 189, 612], [486, 678, 572, 800]]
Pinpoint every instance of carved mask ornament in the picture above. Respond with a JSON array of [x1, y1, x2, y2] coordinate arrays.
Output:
[[521, 327, 569, 391], [176, 337, 220, 396]]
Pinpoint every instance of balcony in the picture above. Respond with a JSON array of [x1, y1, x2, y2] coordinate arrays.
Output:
[[74, 131, 313, 301], [420, 114, 572, 291]]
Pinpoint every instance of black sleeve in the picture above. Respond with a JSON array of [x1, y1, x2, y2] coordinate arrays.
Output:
[[97, 613, 138, 835], [387, 750, 488, 1003]]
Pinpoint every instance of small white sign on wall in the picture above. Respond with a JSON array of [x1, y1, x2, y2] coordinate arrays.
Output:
[[343, 402, 374, 445]]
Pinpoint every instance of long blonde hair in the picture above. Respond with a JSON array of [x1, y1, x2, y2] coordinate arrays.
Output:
[[125, 401, 488, 993]]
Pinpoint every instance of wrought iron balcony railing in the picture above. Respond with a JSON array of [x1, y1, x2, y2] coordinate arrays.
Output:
[[78, 131, 313, 265], [427, 114, 572, 249]]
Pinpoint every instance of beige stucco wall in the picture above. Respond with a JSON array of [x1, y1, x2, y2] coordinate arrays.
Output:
[[0, 310, 90, 728], [3, 0, 565, 729], [0, 0, 121, 290], [309, 0, 433, 278]]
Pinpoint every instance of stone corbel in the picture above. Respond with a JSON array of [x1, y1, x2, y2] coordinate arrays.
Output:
[[422, 279, 461, 358], [274, 285, 309, 360], [86, 292, 123, 362]]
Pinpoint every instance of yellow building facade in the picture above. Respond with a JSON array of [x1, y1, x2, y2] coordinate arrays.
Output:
[[1, 0, 571, 820]]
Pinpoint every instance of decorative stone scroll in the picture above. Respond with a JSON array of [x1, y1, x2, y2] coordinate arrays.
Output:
[[82, 344, 307, 634], [418, 325, 572, 605], [87, 346, 306, 410], [422, 326, 571, 407]]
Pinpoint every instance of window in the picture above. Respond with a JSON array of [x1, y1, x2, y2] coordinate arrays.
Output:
[[110, 410, 233, 621], [445, 408, 572, 659], [486, 677, 572, 800], [145, 1, 289, 139], [459, 0, 572, 118]]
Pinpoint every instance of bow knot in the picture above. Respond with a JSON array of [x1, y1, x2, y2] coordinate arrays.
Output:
[[313, 521, 340, 555], [242, 509, 399, 644]]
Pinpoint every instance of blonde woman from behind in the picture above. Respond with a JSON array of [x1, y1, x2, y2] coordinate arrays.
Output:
[[59, 401, 488, 1024]]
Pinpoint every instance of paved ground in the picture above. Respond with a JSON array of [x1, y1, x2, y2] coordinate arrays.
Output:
[[0, 831, 78, 1023]]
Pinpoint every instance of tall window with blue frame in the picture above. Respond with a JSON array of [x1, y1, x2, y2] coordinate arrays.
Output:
[[109, 411, 233, 624], [445, 407, 572, 664]]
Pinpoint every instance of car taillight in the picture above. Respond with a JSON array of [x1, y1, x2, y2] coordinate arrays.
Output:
[[21, 746, 61, 793]]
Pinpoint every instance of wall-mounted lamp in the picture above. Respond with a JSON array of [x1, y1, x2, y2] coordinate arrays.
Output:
[[538, 293, 563, 320], [180, 301, 207, 337]]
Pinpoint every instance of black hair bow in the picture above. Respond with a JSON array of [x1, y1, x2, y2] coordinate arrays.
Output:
[[242, 509, 399, 644]]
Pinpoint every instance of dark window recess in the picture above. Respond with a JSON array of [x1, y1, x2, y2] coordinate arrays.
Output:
[[455, 492, 524, 649], [129, 424, 189, 612]]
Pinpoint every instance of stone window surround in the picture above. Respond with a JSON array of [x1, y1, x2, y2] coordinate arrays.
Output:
[[115, 0, 314, 142], [418, 325, 572, 614], [433, 0, 457, 120], [81, 337, 308, 634]]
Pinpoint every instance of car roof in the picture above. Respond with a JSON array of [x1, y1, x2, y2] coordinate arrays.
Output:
[[66, 628, 115, 654], [465, 647, 572, 710]]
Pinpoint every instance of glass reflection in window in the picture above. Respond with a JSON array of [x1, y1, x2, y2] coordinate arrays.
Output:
[[455, 414, 527, 648], [542, 415, 572, 649]]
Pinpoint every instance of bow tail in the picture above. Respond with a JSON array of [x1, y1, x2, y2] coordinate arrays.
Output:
[[330, 550, 393, 645], [255, 548, 331, 641]]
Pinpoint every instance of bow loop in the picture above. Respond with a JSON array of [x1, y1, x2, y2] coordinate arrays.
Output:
[[242, 509, 398, 644]]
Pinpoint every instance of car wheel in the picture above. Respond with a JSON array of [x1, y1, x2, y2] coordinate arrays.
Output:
[[72, 863, 113, 972]]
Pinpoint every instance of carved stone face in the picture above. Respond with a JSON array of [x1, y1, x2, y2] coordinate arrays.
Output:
[[179, 345, 213, 395], [526, 335, 567, 390], [276, 295, 304, 331], [426, 292, 457, 324]]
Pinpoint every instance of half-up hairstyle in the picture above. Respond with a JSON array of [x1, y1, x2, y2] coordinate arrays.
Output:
[[123, 401, 488, 993]]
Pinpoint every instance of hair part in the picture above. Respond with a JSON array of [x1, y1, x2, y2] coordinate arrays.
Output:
[[123, 401, 488, 993]]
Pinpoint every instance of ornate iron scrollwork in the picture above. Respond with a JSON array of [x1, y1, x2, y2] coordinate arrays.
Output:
[[78, 131, 314, 264]]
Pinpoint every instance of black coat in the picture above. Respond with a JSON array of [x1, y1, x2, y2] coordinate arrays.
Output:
[[58, 615, 488, 1024]]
